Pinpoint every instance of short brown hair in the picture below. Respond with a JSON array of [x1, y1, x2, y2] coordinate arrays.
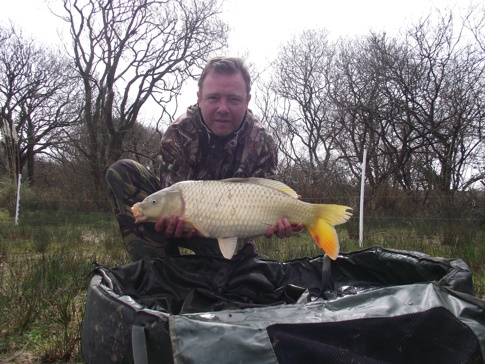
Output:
[[198, 57, 251, 95]]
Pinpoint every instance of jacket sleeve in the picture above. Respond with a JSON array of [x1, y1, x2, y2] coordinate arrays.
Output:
[[249, 131, 278, 179], [232, 122, 278, 180], [159, 126, 193, 189]]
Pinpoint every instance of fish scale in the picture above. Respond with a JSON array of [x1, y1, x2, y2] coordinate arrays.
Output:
[[178, 180, 308, 238]]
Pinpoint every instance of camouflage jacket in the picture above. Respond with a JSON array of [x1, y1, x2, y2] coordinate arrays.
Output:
[[159, 104, 277, 188]]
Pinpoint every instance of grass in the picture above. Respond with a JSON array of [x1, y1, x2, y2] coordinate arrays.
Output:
[[0, 214, 130, 363], [0, 210, 484, 362]]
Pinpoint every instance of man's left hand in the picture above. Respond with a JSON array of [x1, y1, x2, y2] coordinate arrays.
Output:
[[265, 218, 303, 239]]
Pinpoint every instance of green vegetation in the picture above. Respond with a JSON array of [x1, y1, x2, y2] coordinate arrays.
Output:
[[0, 209, 484, 362], [0, 215, 129, 363]]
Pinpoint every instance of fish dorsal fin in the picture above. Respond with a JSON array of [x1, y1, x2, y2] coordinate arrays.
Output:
[[218, 237, 238, 259], [221, 177, 299, 199]]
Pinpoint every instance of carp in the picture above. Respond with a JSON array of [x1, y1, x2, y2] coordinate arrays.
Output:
[[131, 178, 352, 259]]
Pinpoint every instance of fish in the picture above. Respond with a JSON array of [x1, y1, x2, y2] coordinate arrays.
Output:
[[131, 178, 352, 260]]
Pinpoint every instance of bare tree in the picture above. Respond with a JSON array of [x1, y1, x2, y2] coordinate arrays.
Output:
[[465, 3, 485, 53], [334, 32, 436, 193], [257, 7, 485, 210], [258, 30, 347, 194], [332, 35, 392, 190], [56, 0, 227, 199], [331, 10, 485, 195], [123, 122, 162, 171], [402, 12, 485, 192], [0, 24, 78, 183]]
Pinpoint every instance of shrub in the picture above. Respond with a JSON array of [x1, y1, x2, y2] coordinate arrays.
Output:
[[0, 177, 35, 217]]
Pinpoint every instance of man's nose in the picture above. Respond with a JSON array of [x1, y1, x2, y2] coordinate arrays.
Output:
[[216, 99, 230, 114]]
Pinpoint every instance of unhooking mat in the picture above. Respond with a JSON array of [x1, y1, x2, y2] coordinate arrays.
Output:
[[81, 246, 485, 363]]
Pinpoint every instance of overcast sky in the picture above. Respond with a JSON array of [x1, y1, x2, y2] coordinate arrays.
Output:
[[0, 0, 468, 119], [1, 0, 463, 52]]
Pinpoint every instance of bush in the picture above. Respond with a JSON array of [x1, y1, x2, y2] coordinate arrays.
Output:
[[0, 177, 35, 217]]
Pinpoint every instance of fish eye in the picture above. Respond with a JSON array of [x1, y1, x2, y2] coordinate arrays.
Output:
[[151, 199, 157, 204]]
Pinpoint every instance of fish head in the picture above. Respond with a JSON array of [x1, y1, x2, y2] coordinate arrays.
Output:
[[131, 188, 183, 223]]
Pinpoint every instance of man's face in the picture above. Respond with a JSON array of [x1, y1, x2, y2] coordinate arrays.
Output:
[[197, 70, 251, 137]]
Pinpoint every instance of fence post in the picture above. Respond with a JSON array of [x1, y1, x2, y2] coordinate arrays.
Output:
[[359, 150, 367, 247], [15, 174, 21, 226]]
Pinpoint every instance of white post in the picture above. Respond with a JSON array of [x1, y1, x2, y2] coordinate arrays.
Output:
[[359, 149, 367, 247], [15, 174, 21, 226]]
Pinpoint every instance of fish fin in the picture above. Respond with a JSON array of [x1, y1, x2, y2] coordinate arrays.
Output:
[[221, 177, 299, 199], [218, 237, 238, 259], [306, 205, 352, 260]]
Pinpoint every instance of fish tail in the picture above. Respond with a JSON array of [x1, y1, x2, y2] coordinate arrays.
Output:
[[306, 204, 352, 260]]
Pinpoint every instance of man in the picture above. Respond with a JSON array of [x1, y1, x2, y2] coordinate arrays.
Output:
[[107, 57, 300, 261]]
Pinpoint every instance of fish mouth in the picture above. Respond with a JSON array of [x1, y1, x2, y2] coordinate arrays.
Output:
[[131, 206, 146, 223]]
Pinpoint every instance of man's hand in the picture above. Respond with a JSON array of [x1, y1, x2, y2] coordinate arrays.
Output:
[[265, 194, 304, 239], [265, 219, 303, 239], [155, 215, 196, 238]]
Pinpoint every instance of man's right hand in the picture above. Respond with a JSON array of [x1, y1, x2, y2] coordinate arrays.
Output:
[[155, 215, 197, 238]]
